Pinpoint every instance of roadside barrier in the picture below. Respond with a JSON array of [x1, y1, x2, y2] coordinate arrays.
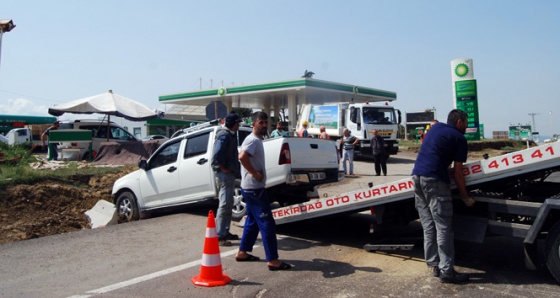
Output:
[[191, 210, 232, 287]]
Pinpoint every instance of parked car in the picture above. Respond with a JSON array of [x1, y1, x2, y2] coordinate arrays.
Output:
[[57, 120, 140, 160], [141, 134, 169, 145], [112, 122, 342, 222]]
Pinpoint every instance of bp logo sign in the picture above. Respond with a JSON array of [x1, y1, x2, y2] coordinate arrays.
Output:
[[218, 87, 227, 96], [454, 63, 469, 77]]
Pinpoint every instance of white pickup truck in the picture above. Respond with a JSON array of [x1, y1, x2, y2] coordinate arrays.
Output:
[[112, 122, 342, 222]]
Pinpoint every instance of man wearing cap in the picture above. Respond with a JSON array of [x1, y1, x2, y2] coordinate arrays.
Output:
[[212, 112, 242, 246], [298, 121, 309, 137], [41, 120, 60, 161]]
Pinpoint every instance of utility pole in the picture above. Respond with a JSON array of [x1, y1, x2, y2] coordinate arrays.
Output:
[[0, 19, 16, 70], [528, 112, 539, 132]]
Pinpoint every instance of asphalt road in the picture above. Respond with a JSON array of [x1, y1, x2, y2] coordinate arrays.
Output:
[[1, 151, 559, 297]]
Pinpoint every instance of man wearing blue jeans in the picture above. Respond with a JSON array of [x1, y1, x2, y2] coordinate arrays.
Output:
[[412, 109, 475, 284], [212, 112, 242, 246], [341, 128, 359, 175], [235, 111, 291, 271]]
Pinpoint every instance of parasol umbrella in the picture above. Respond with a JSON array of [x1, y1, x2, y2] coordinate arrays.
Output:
[[48, 89, 164, 141]]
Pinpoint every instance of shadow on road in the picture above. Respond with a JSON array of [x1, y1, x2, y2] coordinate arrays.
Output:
[[278, 213, 559, 286]]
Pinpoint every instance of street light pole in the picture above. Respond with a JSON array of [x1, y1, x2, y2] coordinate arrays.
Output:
[[0, 19, 16, 70], [550, 111, 553, 138]]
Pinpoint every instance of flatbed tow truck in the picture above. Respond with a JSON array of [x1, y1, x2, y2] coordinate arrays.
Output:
[[272, 141, 560, 283]]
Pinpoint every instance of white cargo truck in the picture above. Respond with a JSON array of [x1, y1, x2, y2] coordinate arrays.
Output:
[[296, 102, 401, 156]]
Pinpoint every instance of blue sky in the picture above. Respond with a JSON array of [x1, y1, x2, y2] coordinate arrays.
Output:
[[1, 1, 559, 138]]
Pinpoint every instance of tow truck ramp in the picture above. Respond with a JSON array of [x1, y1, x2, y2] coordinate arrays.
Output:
[[274, 141, 560, 225]]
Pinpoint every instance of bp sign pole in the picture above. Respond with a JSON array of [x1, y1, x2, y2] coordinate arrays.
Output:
[[451, 58, 480, 140]]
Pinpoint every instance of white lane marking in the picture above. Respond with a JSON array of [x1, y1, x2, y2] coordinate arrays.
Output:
[[67, 248, 240, 298]]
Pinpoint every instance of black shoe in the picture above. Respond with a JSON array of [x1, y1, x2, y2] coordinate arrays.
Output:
[[225, 232, 239, 240], [375, 174, 380, 176], [440, 270, 469, 284], [430, 266, 440, 277], [218, 239, 232, 246]]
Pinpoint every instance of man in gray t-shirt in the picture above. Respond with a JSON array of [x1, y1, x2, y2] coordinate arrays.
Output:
[[239, 132, 266, 189], [235, 111, 292, 271]]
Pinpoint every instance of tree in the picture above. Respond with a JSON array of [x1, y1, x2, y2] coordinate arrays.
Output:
[[231, 107, 253, 118]]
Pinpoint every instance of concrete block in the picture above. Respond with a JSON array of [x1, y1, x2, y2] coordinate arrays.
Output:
[[85, 200, 118, 228]]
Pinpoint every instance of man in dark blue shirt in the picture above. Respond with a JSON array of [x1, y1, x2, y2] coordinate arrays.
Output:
[[212, 112, 242, 246], [411, 109, 475, 284]]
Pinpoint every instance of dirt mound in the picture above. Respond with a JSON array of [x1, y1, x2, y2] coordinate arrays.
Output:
[[467, 140, 531, 152], [93, 141, 159, 165], [0, 168, 134, 244], [405, 140, 532, 160]]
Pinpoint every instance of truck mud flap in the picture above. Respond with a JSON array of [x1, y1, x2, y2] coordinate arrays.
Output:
[[453, 215, 488, 243]]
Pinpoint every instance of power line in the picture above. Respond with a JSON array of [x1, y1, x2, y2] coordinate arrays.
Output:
[[0, 88, 66, 104]]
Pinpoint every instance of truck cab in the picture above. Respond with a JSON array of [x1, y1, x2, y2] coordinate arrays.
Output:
[[297, 102, 401, 157], [6, 128, 33, 145], [346, 102, 401, 156]]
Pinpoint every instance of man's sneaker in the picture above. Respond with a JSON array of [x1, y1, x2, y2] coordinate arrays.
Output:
[[430, 266, 440, 277], [439, 270, 469, 284], [218, 239, 232, 246], [225, 232, 239, 240]]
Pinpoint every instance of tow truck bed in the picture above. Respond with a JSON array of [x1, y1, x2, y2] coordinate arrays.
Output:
[[273, 141, 560, 225]]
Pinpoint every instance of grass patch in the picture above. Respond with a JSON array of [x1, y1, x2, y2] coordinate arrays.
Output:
[[0, 142, 124, 189]]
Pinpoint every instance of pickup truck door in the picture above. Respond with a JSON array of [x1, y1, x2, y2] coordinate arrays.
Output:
[[175, 131, 216, 201], [139, 139, 183, 207]]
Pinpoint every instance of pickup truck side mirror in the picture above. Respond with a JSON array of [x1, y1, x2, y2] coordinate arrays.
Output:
[[138, 159, 148, 170]]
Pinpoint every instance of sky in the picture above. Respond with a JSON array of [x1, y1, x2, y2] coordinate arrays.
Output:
[[1, 1, 559, 138]]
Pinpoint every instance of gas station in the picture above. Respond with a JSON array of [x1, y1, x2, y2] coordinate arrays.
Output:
[[158, 77, 397, 132]]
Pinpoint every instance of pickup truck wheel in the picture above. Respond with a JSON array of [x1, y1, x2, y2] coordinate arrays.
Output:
[[232, 187, 246, 222], [546, 221, 560, 283], [116, 191, 140, 223]]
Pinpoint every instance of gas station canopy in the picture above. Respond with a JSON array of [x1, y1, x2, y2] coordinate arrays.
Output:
[[160, 78, 395, 106], [158, 77, 397, 127]]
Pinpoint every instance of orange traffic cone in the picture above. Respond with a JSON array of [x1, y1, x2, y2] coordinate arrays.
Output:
[[191, 210, 232, 287]]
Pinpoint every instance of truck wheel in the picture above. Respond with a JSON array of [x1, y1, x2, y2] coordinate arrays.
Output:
[[232, 187, 246, 222], [546, 221, 560, 283], [116, 191, 140, 223]]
